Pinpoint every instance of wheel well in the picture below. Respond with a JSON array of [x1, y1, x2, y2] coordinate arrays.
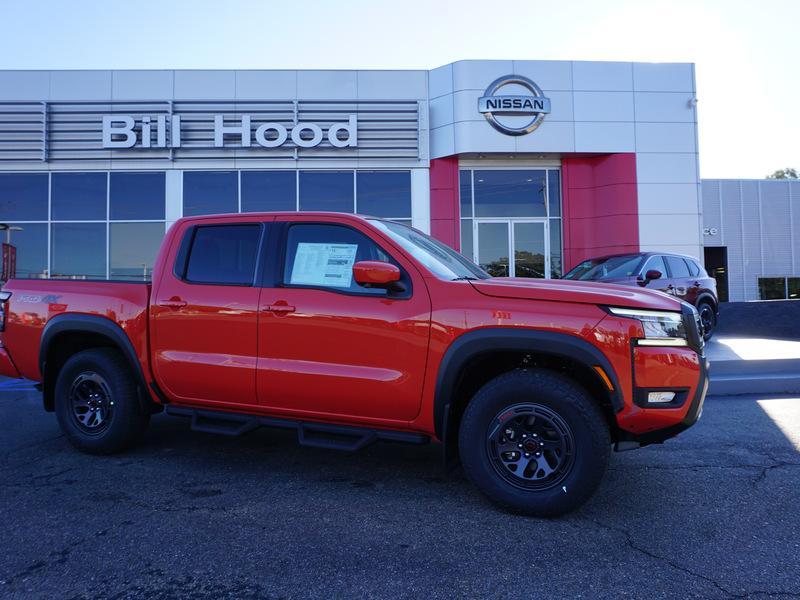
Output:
[[42, 332, 123, 412], [443, 351, 620, 458]]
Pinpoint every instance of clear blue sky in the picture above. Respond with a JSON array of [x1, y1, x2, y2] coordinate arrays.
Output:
[[1, 0, 797, 178]]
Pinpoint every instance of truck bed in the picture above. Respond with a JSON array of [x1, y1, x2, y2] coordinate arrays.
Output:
[[0, 279, 151, 380]]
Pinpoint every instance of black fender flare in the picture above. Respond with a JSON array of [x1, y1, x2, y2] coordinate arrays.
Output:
[[433, 328, 623, 440], [39, 313, 155, 411], [694, 293, 718, 313]]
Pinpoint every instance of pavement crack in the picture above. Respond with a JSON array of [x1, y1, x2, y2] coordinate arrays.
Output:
[[582, 517, 800, 599]]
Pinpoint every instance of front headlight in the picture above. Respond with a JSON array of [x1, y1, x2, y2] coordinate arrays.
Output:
[[607, 306, 688, 346]]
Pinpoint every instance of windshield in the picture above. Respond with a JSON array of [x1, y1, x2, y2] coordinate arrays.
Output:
[[563, 255, 645, 281], [369, 220, 490, 281]]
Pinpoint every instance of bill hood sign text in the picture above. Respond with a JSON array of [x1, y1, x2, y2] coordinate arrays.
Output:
[[102, 115, 358, 149]]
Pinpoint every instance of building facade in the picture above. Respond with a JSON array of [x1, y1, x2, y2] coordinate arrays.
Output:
[[0, 61, 704, 287]]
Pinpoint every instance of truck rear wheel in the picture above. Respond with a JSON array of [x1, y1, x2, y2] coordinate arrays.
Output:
[[54, 348, 150, 455], [458, 369, 610, 517]]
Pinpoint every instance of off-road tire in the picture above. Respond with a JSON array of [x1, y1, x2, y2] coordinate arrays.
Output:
[[54, 348, 150, 455], [459, 368, 610, 517]]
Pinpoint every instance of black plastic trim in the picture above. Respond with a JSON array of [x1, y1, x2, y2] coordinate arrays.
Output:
[[633, 387, 690, 409], [433, 328, 623, 440], [39, 313, 154, 412], [165, 405, 429, 451]]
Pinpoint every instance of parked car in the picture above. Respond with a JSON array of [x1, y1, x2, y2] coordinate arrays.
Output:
[[563, 252, 719, 340], [0, 213, 708, 516]]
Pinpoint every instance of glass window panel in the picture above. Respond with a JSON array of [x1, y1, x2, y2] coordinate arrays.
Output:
[[548, 170, 561, 217], [185, 225, 261, 285], [460, 219, 473, 261], [299, 171, 353, 212], [51, 223, 106, 279], [474, 170, 546, 218], [241, 171, 296, 213], [686, 258, 700, 277], [758, 277, 787, 300], [459, 170, 472, 218], [51, 172, 107, 221], [477, 222, 510, 277], [788, 278, 800, 300], [283, 223, 391, 295], [549, 219, 562, 278], [513, 222, 546, 278], [110, 223, 165, 281], [110, 172, 165, 220], [642, 255, 668, 280], [0, 173, 48, 221], [183, 171, 238, 217], [7, 223, 47, 279], [665, 255, 691, 278], [356, 171, 411, 218]]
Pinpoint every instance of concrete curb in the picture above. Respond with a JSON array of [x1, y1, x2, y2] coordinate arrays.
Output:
[[708, 358, 800, 396]]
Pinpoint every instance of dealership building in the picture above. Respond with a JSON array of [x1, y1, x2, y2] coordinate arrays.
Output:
[[0, 61, 796, 301]]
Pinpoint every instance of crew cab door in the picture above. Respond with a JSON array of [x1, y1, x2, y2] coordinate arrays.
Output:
[[256, 217, 432, 423], [150, 218, 269, 408]]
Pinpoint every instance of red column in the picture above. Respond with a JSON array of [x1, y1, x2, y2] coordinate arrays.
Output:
[[561, 153, 640, 271], [429, 156, 460, 250]]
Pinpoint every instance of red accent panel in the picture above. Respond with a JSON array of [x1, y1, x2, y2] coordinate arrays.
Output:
[[561, 153, 639, 271], [429, 157, 460, 251]]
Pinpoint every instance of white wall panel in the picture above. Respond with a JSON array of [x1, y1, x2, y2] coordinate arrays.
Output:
[[633, 63, 694, 92], [429, 95, 454, 129], [639, 214, 701, 246], [639, 243, 703, 260], [112, 71, 173, 100], [430, 124, 455, 158], [452, 60, 514, 91], [574, 122, 635, 153], [573, 91, 634, 122], [50, 70, 112, 100], [0, 71, 50, 100], [515, 122, 575, 153], [634, 92, 695, 122], [638, 183, 700, 215], [357, 70, 427, 100], [296, 70, 357, 100], [636, 153, 697, 184], [453, 121, 515, 153], [235, 71, 297, 100], [635, 122, 696, 153], [511, 60, 573, 90], [428, 64, 453, 99], [572, 61, 633, 91], [174, 71, 235, 99]]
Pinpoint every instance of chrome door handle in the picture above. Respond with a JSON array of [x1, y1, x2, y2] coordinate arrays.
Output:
[[266, 304, 295, 314], [158, 298, 187, 309]]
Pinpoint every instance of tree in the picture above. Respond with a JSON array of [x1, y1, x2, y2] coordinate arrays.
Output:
[[767, 168, 799, 179]]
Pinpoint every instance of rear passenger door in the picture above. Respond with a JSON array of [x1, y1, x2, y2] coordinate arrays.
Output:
[[151, 218, 269, 408], [663, 255, 692, 300], [641, 254, 669, 293]]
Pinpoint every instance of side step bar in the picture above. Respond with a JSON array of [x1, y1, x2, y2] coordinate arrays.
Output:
[[165, 406, 429, 453]]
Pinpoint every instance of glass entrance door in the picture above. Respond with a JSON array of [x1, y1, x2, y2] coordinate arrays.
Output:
[[475, 220, 549, 278]]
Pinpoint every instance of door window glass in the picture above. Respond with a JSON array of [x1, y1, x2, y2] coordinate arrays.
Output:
[[283, 224, 391, 295], [642, 255, 667, 280], [477, 222, 510, 277], [513, 222, 546, 278], [184, 224, 260, 285], [685, 259, 700, 277], [665, 255, 691, 278]]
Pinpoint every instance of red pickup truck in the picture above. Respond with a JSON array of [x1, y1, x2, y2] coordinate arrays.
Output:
[[0, 213, 708, 516]]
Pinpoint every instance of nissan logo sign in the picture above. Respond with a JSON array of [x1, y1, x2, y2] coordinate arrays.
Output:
[[478, 75, 551, 136]]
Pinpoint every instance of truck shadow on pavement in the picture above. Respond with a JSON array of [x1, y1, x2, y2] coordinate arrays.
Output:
[[2, 391, 799, 598]]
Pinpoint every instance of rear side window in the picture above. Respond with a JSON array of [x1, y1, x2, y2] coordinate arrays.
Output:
[[184, 224, 261, 285], [665, 256, 691, 278], [686, 259, 701, 277], [283, 223, 394, 295]]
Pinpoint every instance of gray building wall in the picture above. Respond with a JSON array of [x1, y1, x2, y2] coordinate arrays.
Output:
[[702, 179, 800, 302]]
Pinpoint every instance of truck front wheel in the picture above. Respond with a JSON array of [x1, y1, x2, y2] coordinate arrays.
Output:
[[459, 369, 610, 517], [54, 348, 150, 455]]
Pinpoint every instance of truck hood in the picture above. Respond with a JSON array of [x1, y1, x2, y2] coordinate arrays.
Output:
[[470, 277, 682, 311]]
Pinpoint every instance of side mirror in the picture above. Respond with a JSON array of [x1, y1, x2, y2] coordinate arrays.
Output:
[[645, 269, 662, 281], [353, 261, 403, 291]]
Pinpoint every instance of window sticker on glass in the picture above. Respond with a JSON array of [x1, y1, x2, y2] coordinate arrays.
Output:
[[290, 243, 358, 288]]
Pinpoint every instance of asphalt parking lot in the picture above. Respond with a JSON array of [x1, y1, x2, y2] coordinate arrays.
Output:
[[1, 386, 799, 599]]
